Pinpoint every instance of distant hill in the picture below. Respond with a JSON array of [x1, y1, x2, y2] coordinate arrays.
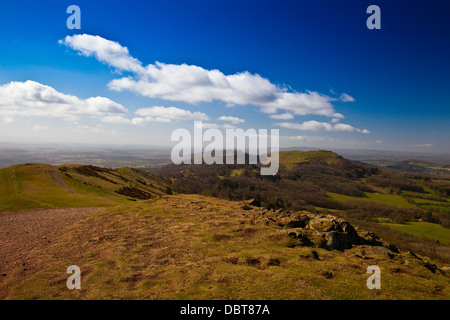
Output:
[[0, 163, 170, 212], [386, 160, 450, 177], [275, 150, 343, 168]]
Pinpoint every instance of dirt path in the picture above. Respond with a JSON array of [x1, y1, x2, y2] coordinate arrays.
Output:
[[47, 166, 77, 194], [0, 207, 104, 299]]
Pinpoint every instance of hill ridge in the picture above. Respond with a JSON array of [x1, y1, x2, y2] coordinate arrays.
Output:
[[0, 163, 170, 213]]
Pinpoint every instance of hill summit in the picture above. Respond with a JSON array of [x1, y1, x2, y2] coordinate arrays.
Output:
[[276, 150, 343, 168], [0, 163, 171, 212]]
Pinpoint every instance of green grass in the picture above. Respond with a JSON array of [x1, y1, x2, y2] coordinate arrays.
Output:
[[0, 167, 43, 212], [420, 205, 450, 213], [230, 169, 244, 176], [327, 192, 416, 208], [410, 197, 448, 206], [412, 179, 434, 194], [376, 217, 396, 224], [16, 164, 114, 208], [0, 163, 168, 213], [382, 222, 450, 245], [275, 150, 341, 169]]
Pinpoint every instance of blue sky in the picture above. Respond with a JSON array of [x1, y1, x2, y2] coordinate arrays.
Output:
[[0, 0, 449, 153]]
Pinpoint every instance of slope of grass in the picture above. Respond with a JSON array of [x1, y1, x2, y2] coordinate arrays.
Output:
[[276, 150, 341, 169], [0, 165, 110, 212], [17, 164, 114, 209], [382, 222, 450, 245], [0, 167, 43, 212], [412, 178, 434, 194], [0, 164, 169, 213], [410, 197, 448, 206], [327, 192, 416, 209], [4, 194, 449, 300], [420, 205, 450, 213]]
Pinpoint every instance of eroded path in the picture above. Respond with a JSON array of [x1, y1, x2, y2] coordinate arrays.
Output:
[[47, 166, 77, 194], [0, 207, 104, 299]]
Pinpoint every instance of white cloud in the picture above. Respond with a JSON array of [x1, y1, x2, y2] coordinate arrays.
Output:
[[133, 106, 208, 125], [59, 34, 144, 74], [340, 93, 355, 102], [276, 121, 333, 131], [269, 113, 294, 120], [130, 106, 209, 126], [275, 120, 370, 134], [195, 122, 236, 129], [33, 125, 50, 131], [0, 115, 14, 123], [281, 135, 332, 142], [0, 80, 128, 121], [218, 116, 245, 124], [413, 143, 433, 147], [62, 34, 342, 118], [101, 115, 131, 124], [106, 66, 339, 117], [58, 34, 371, 138], [333, 123, 370, 134], [330, 117, 341, 123], [130, 117, 153, 126]]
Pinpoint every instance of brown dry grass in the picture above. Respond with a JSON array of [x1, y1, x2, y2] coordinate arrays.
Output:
[[1, 195, 449, 300]]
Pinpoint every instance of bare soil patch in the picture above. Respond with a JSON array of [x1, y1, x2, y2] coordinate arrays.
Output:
[[0, 207, 104, 299]]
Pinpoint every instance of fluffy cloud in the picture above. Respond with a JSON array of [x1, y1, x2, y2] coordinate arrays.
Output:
[[131, 106, 209, 125], [269, 113, 294, 120], [196, 122, 236, 129], [101, 115, 131, 124], [60, 35, 144, 74], [275, 120, 370, 134], [59, 34, 370, 134], [282, 135, 332, 142], [0, 80, 128, 121], [61, 34, 342, 118], [340, 93, 355, 102], [330, 117, 341, 123], [218, 116, 245, 124]]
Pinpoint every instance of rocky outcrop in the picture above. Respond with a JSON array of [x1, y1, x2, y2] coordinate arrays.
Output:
[[273, 212, 399, 253]]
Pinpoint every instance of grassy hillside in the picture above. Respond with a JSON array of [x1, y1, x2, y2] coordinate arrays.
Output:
[[2, 194, 449, 300], [0, 163, 170, 212], [276, 150, 342, 169], [382, 222, 450, 245], [327, 192, 416, 209]]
